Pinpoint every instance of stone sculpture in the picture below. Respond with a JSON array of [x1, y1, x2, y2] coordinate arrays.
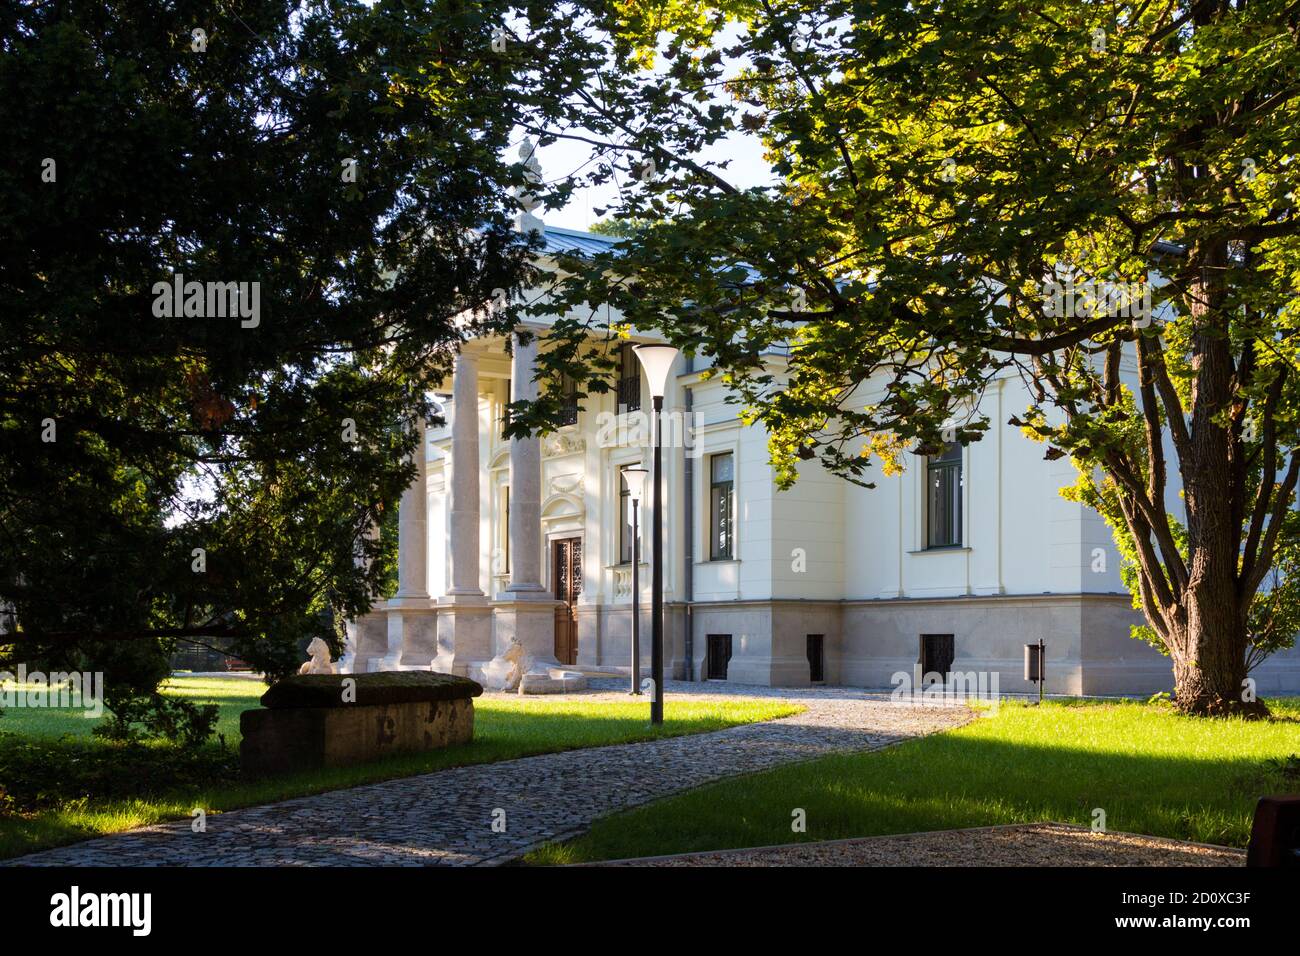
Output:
[[298, 636, 338, 676], [476, 639, 533, 692]]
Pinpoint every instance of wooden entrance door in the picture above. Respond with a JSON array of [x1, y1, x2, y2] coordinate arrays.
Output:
[[552, 537, 582, 664]]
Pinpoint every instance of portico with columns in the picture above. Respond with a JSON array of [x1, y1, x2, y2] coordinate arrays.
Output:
[[346, 305, 686, 687], [341, 144, 689, 687]]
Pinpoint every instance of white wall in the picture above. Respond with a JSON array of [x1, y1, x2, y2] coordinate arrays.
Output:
[[837, 371, 1127, 602], [423, 329, 1141, 613]]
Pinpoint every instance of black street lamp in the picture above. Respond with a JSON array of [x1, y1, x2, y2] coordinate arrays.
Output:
[[633, 343, 679, 725], [622, 466, 649, 695]]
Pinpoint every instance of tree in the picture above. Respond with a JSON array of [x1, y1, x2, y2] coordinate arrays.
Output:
[[511, 0, 1300, 716], [0, 1, 537, 734]]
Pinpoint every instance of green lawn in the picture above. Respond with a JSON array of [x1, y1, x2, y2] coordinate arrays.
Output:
[[1, 675, 259, 742], [528, 697, 1300, 864], [0, 676, 800, 860]]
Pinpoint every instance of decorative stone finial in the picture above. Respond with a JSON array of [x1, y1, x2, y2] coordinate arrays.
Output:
[[514, 138, 544, 234]]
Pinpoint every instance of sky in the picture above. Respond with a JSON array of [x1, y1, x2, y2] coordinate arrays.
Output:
[[522, 115, 774, 234], [520, 19, 780, 232], [535, 125, 777, 231]]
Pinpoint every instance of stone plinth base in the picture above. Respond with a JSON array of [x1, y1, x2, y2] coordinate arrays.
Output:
[[493, 598, 560, 664], [342, 610, 389, 674], [434, 601, 492, 676], [384, 601, 438, 670]]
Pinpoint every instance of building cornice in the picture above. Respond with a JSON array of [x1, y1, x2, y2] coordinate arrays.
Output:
[[689, 592, 1134, 611]]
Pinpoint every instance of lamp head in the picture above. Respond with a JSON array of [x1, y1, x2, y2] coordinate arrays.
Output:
[[621, 466, 649, 503], [632, 343, 680, 400]]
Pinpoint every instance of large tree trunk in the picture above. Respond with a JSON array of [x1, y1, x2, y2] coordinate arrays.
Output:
[[1168, 239, 1269, 718], [1171, 449, 1264, 716], [1169, 589, 1265, 717]]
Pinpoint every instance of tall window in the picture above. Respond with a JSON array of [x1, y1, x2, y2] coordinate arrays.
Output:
[[618, 465, 638, 564], [500, 485, 510, 573], [500, 379, 512, 432], [709, 452, 735, 560], [558, 373, 578, 426], [926, 442, 963, 548], [617, 343, 641, 412]]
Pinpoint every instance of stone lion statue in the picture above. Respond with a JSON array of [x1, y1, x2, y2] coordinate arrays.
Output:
[[502, 640, 532, 689], [477, 639, 534, 691], [298, 636, 337, 675]]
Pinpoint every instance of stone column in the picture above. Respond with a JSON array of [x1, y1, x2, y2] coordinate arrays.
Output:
[[341, 522, 386, 674], [448, 351, 485, 598], [434, 349, 492, 675], [384, 414, 438, 669], [394, 416, 430, 602], [507, 333, 546, 599], [493, 331, 559, 668]]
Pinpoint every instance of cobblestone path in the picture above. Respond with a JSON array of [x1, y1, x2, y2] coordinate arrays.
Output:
[[10, 684, 971, 866]]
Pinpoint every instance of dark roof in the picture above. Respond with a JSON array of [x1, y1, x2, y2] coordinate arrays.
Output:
[[540, 225, 620, 257]]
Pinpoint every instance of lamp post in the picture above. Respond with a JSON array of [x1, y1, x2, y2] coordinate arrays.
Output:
[[633, 343, 680, 725], [622, 466, 649, 695]]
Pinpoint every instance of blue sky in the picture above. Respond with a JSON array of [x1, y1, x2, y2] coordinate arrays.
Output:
[[520, 18, 780, 232], [536, 125, 776, 231]]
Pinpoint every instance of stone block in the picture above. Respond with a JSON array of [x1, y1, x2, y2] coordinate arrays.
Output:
[[240, 672, 481, 777], [518, 669, 587, 694]]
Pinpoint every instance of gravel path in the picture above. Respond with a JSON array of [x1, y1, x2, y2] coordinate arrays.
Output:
[[604, 823, 1246, 867], [8, 683, 971, 867]]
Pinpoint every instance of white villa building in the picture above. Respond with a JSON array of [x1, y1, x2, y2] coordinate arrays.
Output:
[[343, 215, 1300, 698]]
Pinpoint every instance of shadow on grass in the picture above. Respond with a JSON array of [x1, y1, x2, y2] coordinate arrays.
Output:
[[0, 696, 799, 860], [528, 700, 1300, 864]]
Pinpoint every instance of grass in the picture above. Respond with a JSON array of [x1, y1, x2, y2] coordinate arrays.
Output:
[[0, 676, 800, 860], [0, 675, 258, 742], [527, 697, 1300, 865]]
